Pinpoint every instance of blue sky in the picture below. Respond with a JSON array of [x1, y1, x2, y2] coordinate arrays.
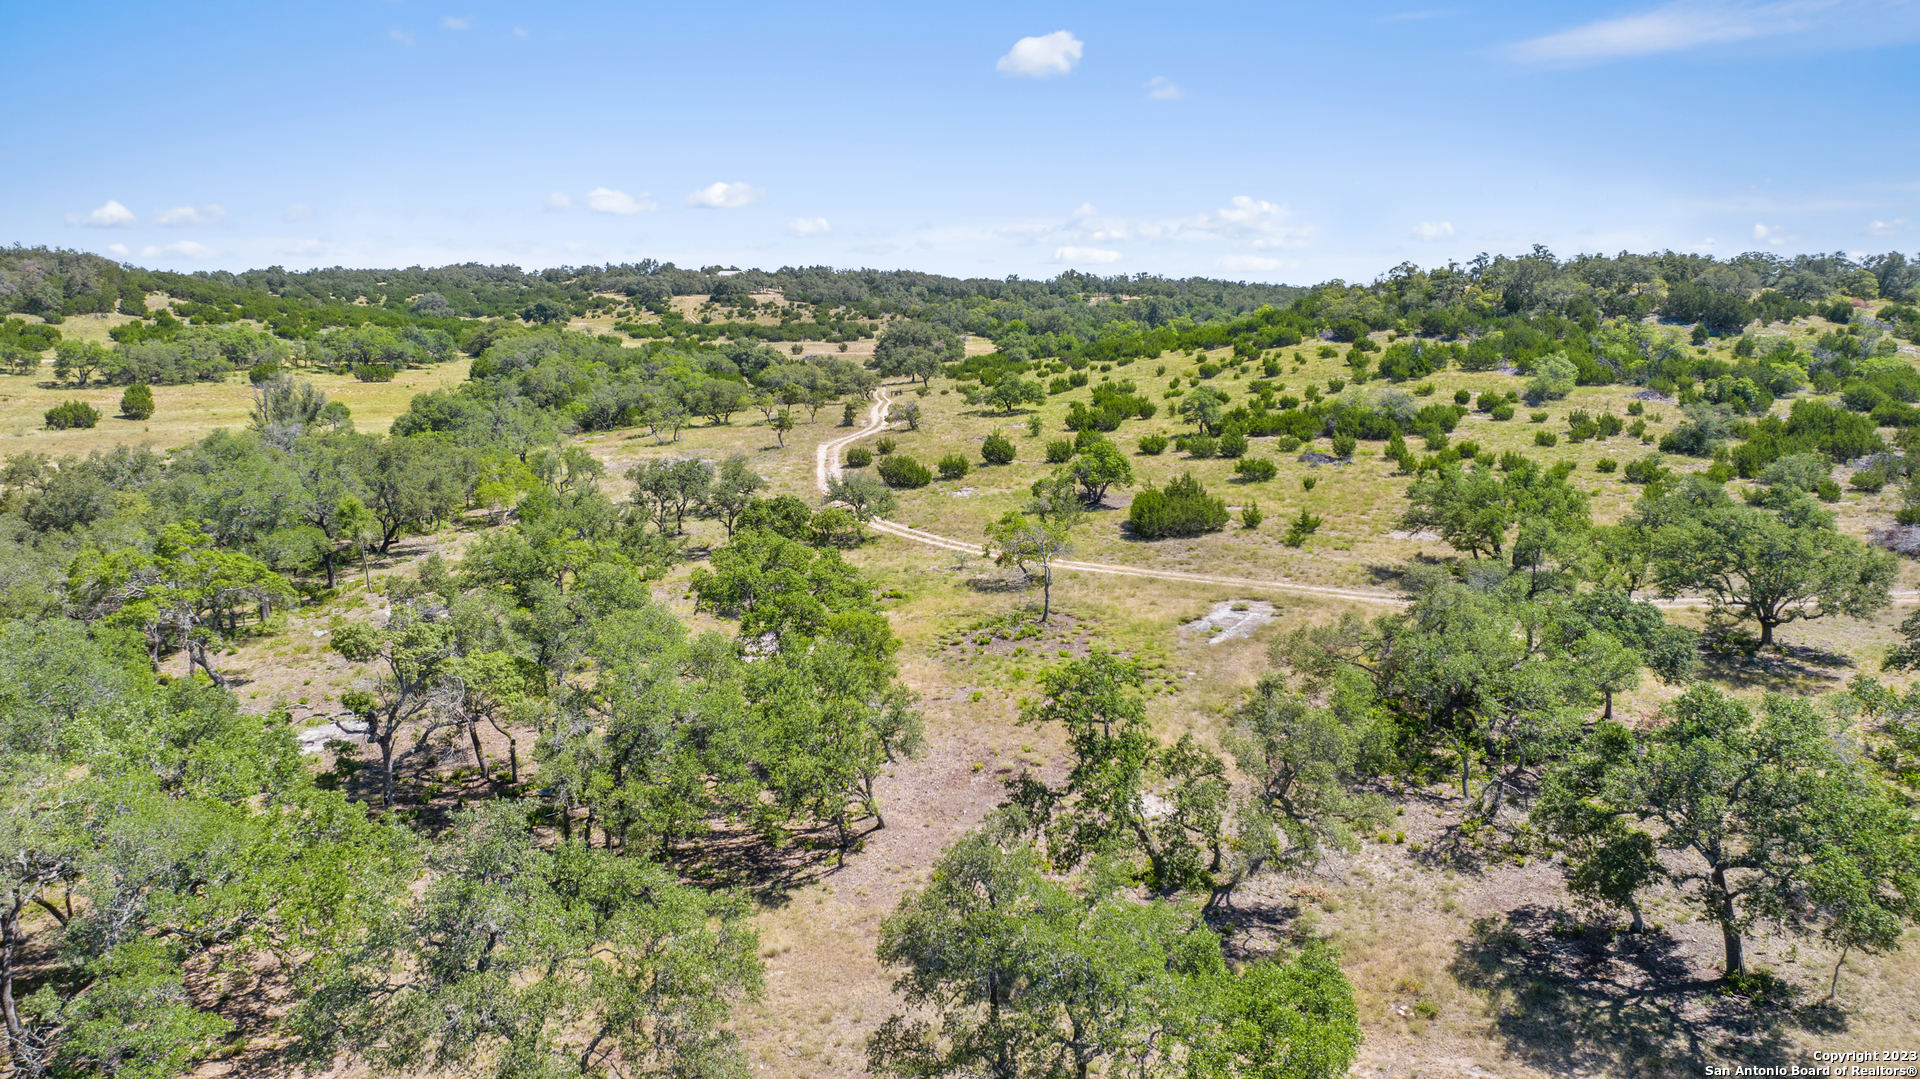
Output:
[[6, 0, 1918, 283]]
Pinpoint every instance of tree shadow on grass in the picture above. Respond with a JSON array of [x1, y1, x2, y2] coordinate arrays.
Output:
[[1450, 905, 1827, 1078], [1697, 637, 1852, 693], [674, 820, 861, 907]]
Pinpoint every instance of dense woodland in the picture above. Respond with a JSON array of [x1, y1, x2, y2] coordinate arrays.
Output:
[[2, 242, 1920, 1078]]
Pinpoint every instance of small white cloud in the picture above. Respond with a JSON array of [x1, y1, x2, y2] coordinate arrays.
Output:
[[685, 181, 764, 208], [997, 30, 1083, 78], [547, 192, 574, 210], [141, 241, 219, 259], [787, 217, 831, 237], [513, 25, 528, 37], [1753, 222, 1794, 245], [276, 239, 326, 257], [1221, 255, 1282, 272], [1412, 221, 1456, 241], [154, 204, 225, 227], [283, 203, 313, 222], [70, 200, 136, 227], [1866, 217, 1912, 235], [388, 28, 415, 46], [1145, 76, 1183, 100], [1504, 0, 1903, 64], [107, 243, 128, 257], [442, 16, 468, 30], [585, 187, 656, 215], [1072, 202, 1098, 219], [1052, 246, 1121, 264]]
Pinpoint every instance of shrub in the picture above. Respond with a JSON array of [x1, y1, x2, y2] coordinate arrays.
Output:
[[44, 400, 100, 430], [248, 362, 280, 384], [1185, 434, 1218, 459], [353, 362, 396, 383], [937, 453, 971, 480], [1128, 473, 1229, 539], [1623, 453, 1672, 486], [1137, 433, 1169, 455], [1529, 411, 1549, 423], [1283, 507, 1323, 548], [1453, 388, 1471, 405], [845, 446, 873, 468], [1597, 413, 1624, 437], [1302, 476, 1317, 492], [981, 433, 1016, 465], [1217, 428, 1249, 458], [1331, 434, 1357, 458], [1850, 467, 1887, 493], [1242, 501, 1264, 529], [1233, 457, 1277, 482], [1816, 478, 1842, 502], [1274, 435, 1303, 453], [1595, 457, 1618, 473], [1627, 400, 1645, 416], [1535, 431, 1559, 447], [119, 383, 154, 420], [875, 436, 897, 455], [1045, 439, 1075, 463], [1490, 403, 1516, 421], [1326, 379, 1346, 394], [877, 454, 932, 488]]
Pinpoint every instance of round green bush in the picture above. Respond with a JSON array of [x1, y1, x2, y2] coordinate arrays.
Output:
[[353, 362, 396, 383], [119, 383, 155, 420], [1128, 473, 1229, 539], [1137, 434, 1169, 455], [937, 453, 971, 480], [1331, 434, 1357, 458], [845, 447, 873, 468], [1490, 403, 1516, 421], [877, 454, 932, 488], [1595, 458, 1618, 473], [1044, 439, 1075, 463], [44, 400, 100, 430], [875, 436, 897, 456], [1185, 434, 1218, 459], [981, 433, 1016, 465], [1535, 431, 1559, 447], [1216, 428, 1249, 458], [1233, 457, 1277, 482]]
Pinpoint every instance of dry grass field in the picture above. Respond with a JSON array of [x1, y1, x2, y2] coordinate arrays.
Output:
[[39, 307, 1914, 1078]]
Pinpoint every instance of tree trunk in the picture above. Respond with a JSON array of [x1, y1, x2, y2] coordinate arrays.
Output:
[[1040, 566, 1052, 623], [1711, 864, 1744, 975], [323, 547, 337, 588], [379, 735, 396, 808], [3, 906, 26, 1056], [1758, 618, 1775, 647], [1603, 689, 1614, 721], [466, 721, 491, 790]]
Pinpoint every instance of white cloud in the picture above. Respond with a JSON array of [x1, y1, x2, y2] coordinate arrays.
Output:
[[547, 192, 574, 210], [513, 25, 528, 37], [69, 200, 135, 227], [1072, 202, 1097, 219], [1183, 196, 1310, 248], [1221, 255, 1282, 272], [388, 28, 415, 46], [585, 187, 656, 215], [1866, 217, 1912, 235], [1052, 246, 1121, 264], [276, 239, 326, 257], [787, 217, 831, 237], [1752, 221, 1794, 244], [283, 203, 313, 222], [685, 182, 764, 208], [154, 204, 225, 227], [141, 241, 218, 259], [442, 16, 468, 30], [1412, 221, 1456, 240], [1507, 0, 1904, 64], [107, 244, 128, 257], [1145, 76, 1183, 100], [996, 31, 1083, 78]]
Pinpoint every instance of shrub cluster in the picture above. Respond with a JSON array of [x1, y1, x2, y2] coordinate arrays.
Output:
[[845, 446, 873, 468], [44, 400, 101, 429], [981, 433, 1016, 465], [1129, 473, 1229, 539], [877, 454, 932, 488]]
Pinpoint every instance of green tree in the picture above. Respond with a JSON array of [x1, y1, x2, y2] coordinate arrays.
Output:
[[985, 375, 1047, 413], [1535, 686, 1920, 976], [1063, 438, 1134, 506], [1177, 385, 1230, 435], [118, 382, 154, 420], [295, 801, 762, 1079], [626, 456, 714, 534], [330, 603, 460, 807], [703, 453, 768, 536], [985, 512, 1074, 622], [771, 408, 795, 446], [826, 472, 899, 525], [871, 321, 961, 386], [868, 813, 1360, 1079], [1651, 497, 1894, 646]]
